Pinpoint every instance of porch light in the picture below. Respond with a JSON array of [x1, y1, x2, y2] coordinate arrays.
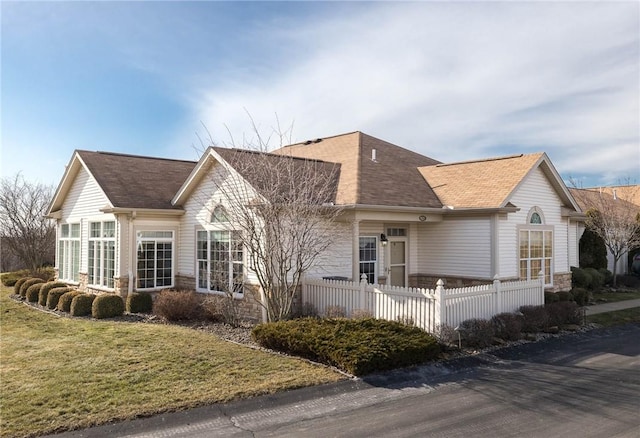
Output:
[[380, 233, 388, 246]]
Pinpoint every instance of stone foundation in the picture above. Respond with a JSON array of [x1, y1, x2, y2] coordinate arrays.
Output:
[[552, 272, 572, 292], [409, 274, 494, 290]]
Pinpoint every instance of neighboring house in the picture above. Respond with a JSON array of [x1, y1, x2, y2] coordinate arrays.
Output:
[[570, 186, 640, 275], [47, 131, 585, 321]]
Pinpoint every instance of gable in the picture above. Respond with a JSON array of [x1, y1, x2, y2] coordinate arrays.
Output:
[[59, 165, 111, 219]]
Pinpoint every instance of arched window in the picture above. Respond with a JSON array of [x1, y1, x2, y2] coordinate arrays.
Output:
[[519, 206, 553, 286], [530, 212, 542, 224], [210, 205, 229, 223], [527, 207, 545, 225]]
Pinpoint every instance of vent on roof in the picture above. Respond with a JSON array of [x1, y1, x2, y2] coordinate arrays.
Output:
[[371, 149, 377, 162], [314, 138, 323, 143], [304, 140, 313, 145]]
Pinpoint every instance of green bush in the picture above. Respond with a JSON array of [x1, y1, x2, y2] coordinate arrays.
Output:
[[584, 268, 604, 290], [252, 317, 441, 376], [544, 292, 560, 304], [519, 305, 550, 333], [546, 301, 582, 326], [70, 294, 96, 317], [459, 318, 496, 348], [491, 312, 523, 341], [126, 292, 153, 314], [571, 266, 592, 290], [598, 268, 613, 286], [92, 294, 125, 319], [57, 290, 82, 313], [13, 277, 31, 295], [38, 281, 68, 306], [571, 288, 590, 306], [30, 268, 56, 282], [579, 229, 607, 269], [1, 270, 29, 287], [556, 291, 574, 302], [47, 287, 71, 309], [19, 278, 44, 297], [25, 283, 44, 303], [153, 290, 202, 321]]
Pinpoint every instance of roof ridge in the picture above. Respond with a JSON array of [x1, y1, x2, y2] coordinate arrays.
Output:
[[279, 130, 361, 148], [79, 150, 197, 164], [433, 153, 541, 167], [213, 146, 339, 165]]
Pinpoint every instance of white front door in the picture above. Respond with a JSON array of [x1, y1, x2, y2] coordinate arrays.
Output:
[[388, 240, 407, 287]]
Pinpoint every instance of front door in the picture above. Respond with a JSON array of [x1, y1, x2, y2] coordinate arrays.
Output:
[[388, 240, 406, 287]]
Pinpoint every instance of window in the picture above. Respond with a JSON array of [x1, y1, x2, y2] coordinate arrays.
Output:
[[359, 236, 378, 284], [210, 205, 229, 223], [137, 231, 173, 289], [386, 227, 406, 237], [197, 230, 243, 295], [519, 229, 553, 285], [88, 221, 115, 288], [58, 223, 80, 282]]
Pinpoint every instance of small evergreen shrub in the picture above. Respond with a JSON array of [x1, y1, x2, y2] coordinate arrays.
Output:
[[47, 287, 71, 309], [546, 301, 582, 326], [13, 277, 31, 295], [25, 283, 44, 303], [30, 268, 56, 282], [19, 278, 44, 297], [153, 290, 202, 321], [571, 288, 590, 306], [584, 267, 604, 290], [92, 294, 125, 319], [252, 317, 441, 376], [38, 281, 68, 306], [556, 291, 574, 302], [2, 270, 29, 287], [459, 318, 496, 348], [571, 266, 592, 290], [126, 292, 153, 314], [491, 312, 523, 341], [598, 268, 613, 286], [519, 305, 550, 333], [57, 290, 82, 313], [70, 294, 96, 317], [579, 229, 607, 270]]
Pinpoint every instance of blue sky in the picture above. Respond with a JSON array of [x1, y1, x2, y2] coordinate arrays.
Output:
[[2, 1, 639, 189]]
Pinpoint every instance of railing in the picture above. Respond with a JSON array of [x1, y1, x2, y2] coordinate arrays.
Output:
[[301, 273, 544, 332]]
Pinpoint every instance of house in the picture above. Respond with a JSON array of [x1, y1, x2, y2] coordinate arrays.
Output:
[[569, 186, 640, 275], [47, 131, 585, 321]]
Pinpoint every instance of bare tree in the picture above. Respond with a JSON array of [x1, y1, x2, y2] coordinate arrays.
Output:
[[570, 184, 640, 286], [0, 174, 56, 272], [196, 121, 343, 321]]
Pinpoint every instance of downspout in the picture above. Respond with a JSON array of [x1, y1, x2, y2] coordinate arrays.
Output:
[[128, 211, 136, 295]]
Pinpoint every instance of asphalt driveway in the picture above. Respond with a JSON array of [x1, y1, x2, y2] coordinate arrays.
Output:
[[48, 323, 640, 438]]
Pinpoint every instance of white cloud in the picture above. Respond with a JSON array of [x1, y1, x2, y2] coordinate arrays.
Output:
[[194, 2, 639, 185]]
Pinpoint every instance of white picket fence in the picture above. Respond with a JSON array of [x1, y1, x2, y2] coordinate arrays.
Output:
[[301, 274, 544, 332]]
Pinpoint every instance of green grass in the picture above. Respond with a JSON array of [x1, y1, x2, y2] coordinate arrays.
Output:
[[586, 307, 640, 327], [0, 286, 343, 438], [591, 289, 640, 303]]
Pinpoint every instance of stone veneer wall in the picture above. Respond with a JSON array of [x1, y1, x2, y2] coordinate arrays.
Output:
[[552, 272, 572, 292], [410, 272, 573, 293]]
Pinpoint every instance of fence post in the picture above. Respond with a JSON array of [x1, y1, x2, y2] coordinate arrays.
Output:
[[494, 275, 502, 314], [538, 271, 545, 304], [360, 273, 368, 311], [434, 279, 445, 330]]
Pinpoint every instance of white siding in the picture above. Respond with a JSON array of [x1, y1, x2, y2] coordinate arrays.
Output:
[[501, 167, 570, 279], [418, 217, 492, 278]]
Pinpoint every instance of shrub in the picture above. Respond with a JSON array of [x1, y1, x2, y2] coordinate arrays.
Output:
[[579, 229, 607, 270], [25, 283, 44, 303], [19, 278, 44, 297], [351, 308, 373, 320], [70, 294, 96, 317], [584, 268, 604, 290], [491, 312, 523, 341], [47, 287, 71, 309], [544, 292, 559, 304], [556, 291, 574, 302], [598, 268, 613, 286], [546, 301, 582, 326], [1, 270, 29, 287], [30, 268, 56, 282], [571, 288, 590, 306], [92, 294, 125, 319], [325, 306, 346, 318], [126, 292, 153, 314], [57, 290, 82, 313], [458, 318, 495, 348], [519, 305, 550, 333], [571, 266, 592, 290], [153, 289, 202, 321], [252, 317, 441, 376], [13, 277, 31, 295], [431, 323, 458, 348], [38, 281, 68, 306]]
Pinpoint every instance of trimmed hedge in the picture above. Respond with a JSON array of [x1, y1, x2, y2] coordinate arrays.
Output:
[[1, 270, 29, 287], [47, 287, 71, 309], [70, 294, 96, 317], [19, 278, 44, 297], [546, 301, 582, 326], [126, 292, 153, 314], [544, 292, 560, 304], [25, 283, 44, 303], [38, 281, 68, 306], [556, 291, 574, 302], [57, 290, 82, 313], [92, 294, 125, 319], [252, 317, 441, 376], [153, 290, 202, 321], [571, 288, 590, 306], [13, 277, 31, 295]]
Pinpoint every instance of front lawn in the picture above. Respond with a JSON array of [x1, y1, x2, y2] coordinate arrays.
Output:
[[591, 289, 640, 303], [0, 286, 343, 438]]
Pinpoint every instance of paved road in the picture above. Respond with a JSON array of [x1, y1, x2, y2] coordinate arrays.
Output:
[[50, 324, 640, 438]]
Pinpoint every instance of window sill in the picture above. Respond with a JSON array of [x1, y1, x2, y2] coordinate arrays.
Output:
[[196, 289, 244, 300]]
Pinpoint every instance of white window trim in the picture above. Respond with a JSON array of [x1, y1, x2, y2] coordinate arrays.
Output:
[[359, 235, 378, 284], [88, 221, 116, 289], [196, 227, 245, 299], [518, 224, 554, 287], [136, 231, 175, 291], [58, 223, 81, 283]]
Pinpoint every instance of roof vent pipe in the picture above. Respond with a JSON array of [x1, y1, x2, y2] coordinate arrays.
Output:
[[372, 149, 377, 162]]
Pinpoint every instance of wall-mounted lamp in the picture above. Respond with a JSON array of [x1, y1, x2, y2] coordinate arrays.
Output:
[[380, 233, 389, 246]]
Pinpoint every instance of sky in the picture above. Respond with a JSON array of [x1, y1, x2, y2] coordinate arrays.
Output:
[[1, 1, 639, 190]]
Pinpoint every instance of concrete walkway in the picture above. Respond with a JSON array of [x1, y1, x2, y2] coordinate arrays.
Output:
[[585, 298, 640, 315]]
